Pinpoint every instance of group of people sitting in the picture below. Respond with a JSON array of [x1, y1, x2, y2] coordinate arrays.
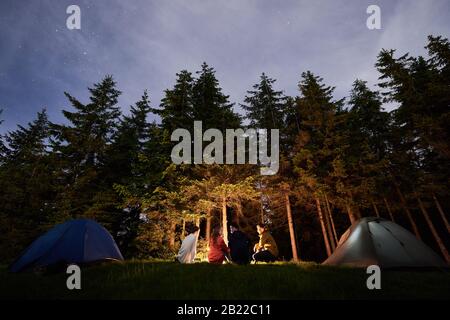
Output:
[[176, 222, 279, 264]]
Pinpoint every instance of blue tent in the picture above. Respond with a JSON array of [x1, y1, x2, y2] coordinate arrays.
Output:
[[10, 219, 124, 272]]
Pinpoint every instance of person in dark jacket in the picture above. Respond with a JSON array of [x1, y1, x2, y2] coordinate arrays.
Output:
[[228, 222, 251, 265]]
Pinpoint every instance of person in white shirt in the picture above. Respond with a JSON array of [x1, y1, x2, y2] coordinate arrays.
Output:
[[176, 224, 200, 263]]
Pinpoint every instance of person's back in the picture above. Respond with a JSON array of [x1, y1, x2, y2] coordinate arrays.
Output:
[[229, 225, 250, 264], [208, 226, 230, 264], [177, 225, 199, 263]]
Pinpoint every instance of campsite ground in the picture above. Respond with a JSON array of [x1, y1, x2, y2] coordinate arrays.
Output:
[[1, 261, 449, 299]]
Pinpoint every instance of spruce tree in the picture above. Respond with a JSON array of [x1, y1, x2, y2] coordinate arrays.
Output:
[[376, 37, 450, 250], [108, 90, 152, 184], [241, 74, 299, 260], [241, 73, 286, 129], [154, 70, 194, 133], [339, 80, 391, 219], [0, 109, 6, 164], [192, 62, 241, 130], [292, 71, 344, 257], [50, 76, 122, 222], [0, 109, 55, 261]]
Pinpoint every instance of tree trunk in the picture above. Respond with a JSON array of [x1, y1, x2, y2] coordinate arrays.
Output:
[[195, 217, 201, 240], [432, 193, 450, 233], [285, 194, 299, 262], [372, 200, 380, 218], [348, 190, 361, 220], [416, 196, 450, 263], [169, 221, 176, 250], [260, 201, 265, 224], [322, 196, 336, 251], [354, 205, 362, 219], [315, 197, 332, 257], [222, 197, 228, 245], [181, 219, 186, 239], [394, 184, 421, 239], [236, 201, 243, 228], [346, 204, 357, 225], [383, 197, 395, 222], [325, 193, 338, 244], [206, 209, 212, 248], [258, 179, 264, 223]]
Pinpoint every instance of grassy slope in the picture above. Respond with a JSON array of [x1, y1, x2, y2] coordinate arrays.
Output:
[[1, 261, 449, 300]]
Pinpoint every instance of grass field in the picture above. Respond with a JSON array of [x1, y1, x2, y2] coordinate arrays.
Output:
[[1, 261, 449, 300]]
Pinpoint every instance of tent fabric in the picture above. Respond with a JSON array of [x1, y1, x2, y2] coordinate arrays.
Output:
[[10, 219, 123, 272], [323, 217, 447, 268]]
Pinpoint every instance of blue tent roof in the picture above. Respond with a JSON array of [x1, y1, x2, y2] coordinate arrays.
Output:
[[10, 219, 124, 272]]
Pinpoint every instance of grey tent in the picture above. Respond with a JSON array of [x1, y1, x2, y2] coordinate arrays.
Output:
[[323, 217, 447, 268]]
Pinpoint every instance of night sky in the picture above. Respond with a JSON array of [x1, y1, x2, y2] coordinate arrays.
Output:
[[1, 0, 449, 133]]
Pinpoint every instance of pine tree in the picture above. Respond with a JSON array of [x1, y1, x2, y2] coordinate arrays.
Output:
[[5, 109, 49, 163], [336, 80, 390, 220], [293, 71, 344, 193], [0, 109, 56, 261], [154, 70, 194, 133], [151, 70, 196, 163], [107, 90, 152, 184], [347, 80, 390, 159], [241, 73, 286, 129], [97, 91, 155, 256], [425, 35, 450, 160], [192, 62, 241, 130], [375, 37, 450, 247], [50, 76, 122, 222], [282, 96, 301, 152], [242, 74, 299, 260], [292, 71, 344, 257], [165, 63, 242, 249], [0, 109, 6, 164]]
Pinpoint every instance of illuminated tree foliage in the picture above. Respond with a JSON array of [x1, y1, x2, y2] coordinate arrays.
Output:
[[0, 37, 449, 263]]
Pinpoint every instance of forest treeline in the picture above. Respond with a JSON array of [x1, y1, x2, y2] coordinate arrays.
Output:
[[0, 35, 449, 263]]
